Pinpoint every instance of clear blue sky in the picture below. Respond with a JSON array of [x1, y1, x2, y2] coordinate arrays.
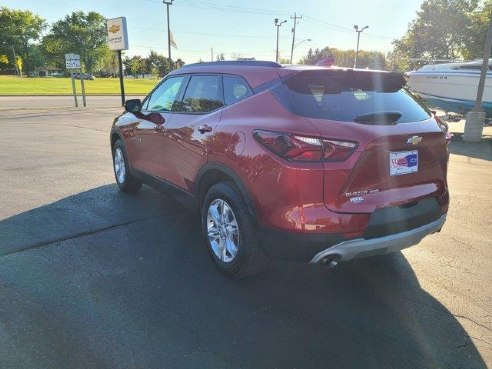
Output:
[[1, 0, 424, 63]]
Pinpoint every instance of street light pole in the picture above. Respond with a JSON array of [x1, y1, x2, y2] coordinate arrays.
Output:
[[163, 0, 174, 70], [274, 18, 287, 63], [353, 25, 368, 68], [463, 18, 492, 142]]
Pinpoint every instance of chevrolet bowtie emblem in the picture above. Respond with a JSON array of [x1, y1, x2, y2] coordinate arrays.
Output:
[[407, 136, 423, 145], [108, 25, 120, 33]]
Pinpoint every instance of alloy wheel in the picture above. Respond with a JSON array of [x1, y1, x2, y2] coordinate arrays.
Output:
[[114, 147, 126, 184], [207, 199, 239, 263]]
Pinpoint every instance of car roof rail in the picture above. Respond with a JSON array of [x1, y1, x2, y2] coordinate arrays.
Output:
[[182, 60, 282, 68]]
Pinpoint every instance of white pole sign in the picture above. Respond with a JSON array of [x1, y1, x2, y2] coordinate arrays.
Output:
[[65, 53, 81, 69], [107, 17, 129, 51]]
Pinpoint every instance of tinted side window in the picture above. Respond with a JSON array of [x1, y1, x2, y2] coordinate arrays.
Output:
[[223, 75, 253, 105], [178, 75, 223, 113], [145, 76, 185, 112]]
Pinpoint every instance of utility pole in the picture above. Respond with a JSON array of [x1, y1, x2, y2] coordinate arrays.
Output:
[[211, 48, 214, 62], [464, 18, 492, 142], [290, 13, 302, 64], [163, 0, 174, 70], [274, 18, 287, 63], [353, 24, 369, 68]]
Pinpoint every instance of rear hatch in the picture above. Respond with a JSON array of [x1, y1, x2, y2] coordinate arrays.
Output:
[[273, 68, 449, 213]]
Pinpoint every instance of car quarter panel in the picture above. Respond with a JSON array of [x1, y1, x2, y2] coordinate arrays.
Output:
[[210, 90, 372, 235]]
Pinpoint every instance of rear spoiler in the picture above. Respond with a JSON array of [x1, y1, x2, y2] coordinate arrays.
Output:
[[283, 69, 406, 93]]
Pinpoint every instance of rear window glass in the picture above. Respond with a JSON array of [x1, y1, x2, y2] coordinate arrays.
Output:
[[272, 70, 431, 123], [223, 75, 252, 105]]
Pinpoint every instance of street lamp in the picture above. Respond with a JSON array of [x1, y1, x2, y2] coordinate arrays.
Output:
[[163, 0, 174, 70], [290, 38, 311, 64], [274, 18, 287, 63], [353, 24, 369, 68], [294, 38, 311, 48]]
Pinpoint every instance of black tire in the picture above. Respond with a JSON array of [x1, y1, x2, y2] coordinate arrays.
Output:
[[112, 139, 142, 193], [201, 182, 268, 278]]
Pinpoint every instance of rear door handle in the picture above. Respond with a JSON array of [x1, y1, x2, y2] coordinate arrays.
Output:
[[198, 125, 213, 134]]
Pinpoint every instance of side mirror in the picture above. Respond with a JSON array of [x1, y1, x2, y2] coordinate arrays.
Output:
[[125, 99, 142, 113]]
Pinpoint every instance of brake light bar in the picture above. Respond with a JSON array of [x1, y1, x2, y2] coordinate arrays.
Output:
[[253, 130, 358, 162]]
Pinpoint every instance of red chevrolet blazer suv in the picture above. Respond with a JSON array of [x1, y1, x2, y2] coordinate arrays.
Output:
[[110, 61, 450, 277]]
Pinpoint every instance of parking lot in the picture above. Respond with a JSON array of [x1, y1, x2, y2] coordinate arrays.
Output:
[[0, 97, 491, 369]]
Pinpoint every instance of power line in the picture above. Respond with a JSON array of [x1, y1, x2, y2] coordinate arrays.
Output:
[[175, 1, 393, 41], [131, 26, 290, 39], [175, 0, 291, 16], [143, 0, 392, 42], [303, 15, 392, 40]]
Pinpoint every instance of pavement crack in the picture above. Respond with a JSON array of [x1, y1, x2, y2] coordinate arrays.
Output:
[[401, 295, 491, 336], [0, 215, 162, 257], [453, 314, 492, 333]]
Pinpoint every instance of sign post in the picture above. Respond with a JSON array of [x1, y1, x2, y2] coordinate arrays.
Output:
[[107, 17, 129, 107], [117, 50, 125, 107], [65, 53, 81, 107], [80, 74, 87, 107], [70, 71, 78, 108]]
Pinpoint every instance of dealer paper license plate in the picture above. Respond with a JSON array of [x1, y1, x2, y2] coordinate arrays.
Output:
[[389, 150, 418, 176]]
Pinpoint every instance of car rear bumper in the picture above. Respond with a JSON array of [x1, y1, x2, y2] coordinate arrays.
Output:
[[310, 215, 446, 263]]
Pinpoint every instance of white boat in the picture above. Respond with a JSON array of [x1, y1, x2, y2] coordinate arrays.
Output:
[[407, 60, 492, 117]]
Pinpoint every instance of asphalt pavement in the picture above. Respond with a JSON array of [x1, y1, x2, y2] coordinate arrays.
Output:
[[0, 96, 490, 369]]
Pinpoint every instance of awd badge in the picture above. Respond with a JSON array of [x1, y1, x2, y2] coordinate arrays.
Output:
[[349, 196, 364, 204]]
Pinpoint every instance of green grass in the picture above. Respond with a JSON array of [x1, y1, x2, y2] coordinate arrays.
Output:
[[0, 76, 158, 95]]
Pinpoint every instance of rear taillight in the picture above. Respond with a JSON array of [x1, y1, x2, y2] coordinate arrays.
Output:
[[253, 130, 357, 162], [434, 114, 453, 143]]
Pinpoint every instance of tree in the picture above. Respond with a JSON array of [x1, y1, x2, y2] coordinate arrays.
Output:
[[389, 0, 484, 71], [0, 7, 46, 74], [147, 50, 171, 77], [175, 58, 185, 69], [42, 11, 108, 73], [98, 48, 119, 76], [128, 55, 146, 78], [299, 47, 386, 70], [463, 0, 492, 59], [216, 53, 225, 61], [299, 47, 333, 65], [0, 54, 9, 72], [15, 56, 23, 76]]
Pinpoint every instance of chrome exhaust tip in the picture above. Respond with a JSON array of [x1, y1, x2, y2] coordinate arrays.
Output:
[[320, 254, 340, 268]]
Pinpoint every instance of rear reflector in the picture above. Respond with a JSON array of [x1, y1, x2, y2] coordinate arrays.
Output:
[[253, 130, 357, 162]]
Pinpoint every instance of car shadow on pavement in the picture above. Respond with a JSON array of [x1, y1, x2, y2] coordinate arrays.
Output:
[[448, 133, 492, 161], [0, 184, 488, 369]]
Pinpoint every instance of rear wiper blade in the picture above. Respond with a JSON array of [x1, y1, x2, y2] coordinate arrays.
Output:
[[353, 111, 402, 125]]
